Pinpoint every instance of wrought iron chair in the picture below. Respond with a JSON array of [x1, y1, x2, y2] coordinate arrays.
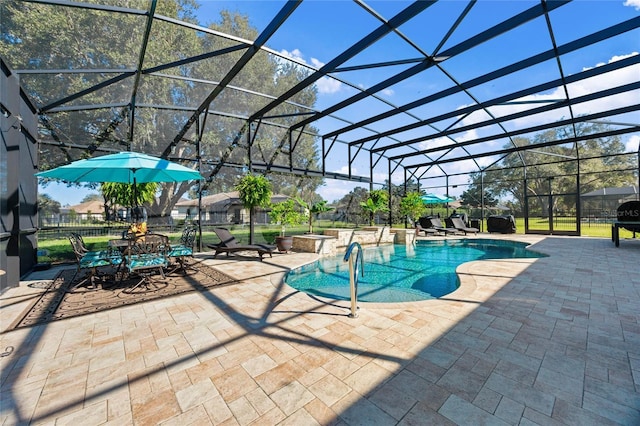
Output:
[[67, 234, 115, 292], [70, 232, 115, 258], [121, 233, 170, 293], [167, 226, 197, 274]]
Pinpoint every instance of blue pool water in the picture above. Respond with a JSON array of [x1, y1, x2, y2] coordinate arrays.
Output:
[[284, 239, 544, 303]]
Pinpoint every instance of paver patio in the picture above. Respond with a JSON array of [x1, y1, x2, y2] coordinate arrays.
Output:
[[1, 234, 639, 425]]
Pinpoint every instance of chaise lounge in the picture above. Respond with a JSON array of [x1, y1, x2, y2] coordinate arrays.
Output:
[[207, 227, 276, 261], [415, 224, 439, 236], [447, 217, 479, 235], [428, 217, 462, 235]]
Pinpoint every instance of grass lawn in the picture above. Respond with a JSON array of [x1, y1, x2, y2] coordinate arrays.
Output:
[[36, 220, 632, 265]]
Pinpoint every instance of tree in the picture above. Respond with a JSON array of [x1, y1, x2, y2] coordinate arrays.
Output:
[[297, 198, 333, 233], [399, 192, 426, 226], [3, 3, 323, 216], [81, 193, 102, 203], [269, 198, 306, 237], [382, 179, 421, 224], [37, 193, 61, 222], [360, 189, 389, 226], [186, 12, 323, 212], [334, 187, 368, 226], [460, 173, 499, 208], [468, 122, 636, 215], [235, 174, 272, 244], [101, 182, 158, 222]]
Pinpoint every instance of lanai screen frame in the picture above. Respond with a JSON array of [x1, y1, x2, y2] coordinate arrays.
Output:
[[1, 0, 638, 232]]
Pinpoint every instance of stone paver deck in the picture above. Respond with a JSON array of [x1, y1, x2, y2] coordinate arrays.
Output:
[[1, 234, 639, 425]]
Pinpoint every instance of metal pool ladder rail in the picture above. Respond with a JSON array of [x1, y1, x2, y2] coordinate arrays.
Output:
[[343, 242, 364, 318]]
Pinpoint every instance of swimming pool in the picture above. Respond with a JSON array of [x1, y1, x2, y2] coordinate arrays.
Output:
[[284, 239, 544, 303]]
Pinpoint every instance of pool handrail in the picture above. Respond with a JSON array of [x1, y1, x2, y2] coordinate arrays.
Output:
[[343, 242, 364, 318]]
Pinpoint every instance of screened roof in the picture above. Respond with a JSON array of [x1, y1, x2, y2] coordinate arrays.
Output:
[[2, 0, 639, 194]]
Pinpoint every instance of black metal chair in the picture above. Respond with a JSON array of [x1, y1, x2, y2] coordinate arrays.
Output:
[[121, 233, 170, 293], [71, 232, 114, 258], [67, 234, 117, 292], [167, 226, 197, 274]]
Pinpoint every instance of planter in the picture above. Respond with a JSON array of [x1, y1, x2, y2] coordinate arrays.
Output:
[[275, 236, 293, 253]]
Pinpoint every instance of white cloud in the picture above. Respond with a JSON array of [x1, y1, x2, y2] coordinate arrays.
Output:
[[310, 58, 323, 68], [455, 52, 640, 132], [625, 134, 640, 152], [316, 75, 342, 94], [582, 51, 639, 71], [417, 129, 480, 152], [623, 0, 640, 10], [280, 48, 304, 62], [279, 49, 342, 94], [418, 135, 449, 151], [317, 178, 365, 203], [382, 89, 395, 97], [333, 165, 357, 175]]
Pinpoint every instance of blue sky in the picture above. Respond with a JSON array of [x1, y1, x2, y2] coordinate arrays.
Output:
[[40, 0, 640, 205]]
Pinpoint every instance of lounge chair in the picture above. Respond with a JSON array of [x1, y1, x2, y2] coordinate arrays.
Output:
[[415, 224, 439, 236], [207, 228, 276, 261], [448, 217, 479, 235], [429, 218, 462, 235]]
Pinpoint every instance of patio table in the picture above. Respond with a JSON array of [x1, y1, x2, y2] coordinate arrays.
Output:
[[611, 221, 640, 247]]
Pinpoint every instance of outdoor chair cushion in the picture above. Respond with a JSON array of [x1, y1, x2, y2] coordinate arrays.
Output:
[[448, 217, 479, 235], [429, 218, 462, 235]]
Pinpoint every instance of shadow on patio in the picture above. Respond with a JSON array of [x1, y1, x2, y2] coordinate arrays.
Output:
[[1, 236, 639, 424]]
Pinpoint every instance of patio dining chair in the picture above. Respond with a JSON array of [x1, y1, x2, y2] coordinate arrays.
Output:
[[121, 233, 170, 293], [71, 232, 115, 258], [167, 226, 197, 274], [68, 234, 119, 292]]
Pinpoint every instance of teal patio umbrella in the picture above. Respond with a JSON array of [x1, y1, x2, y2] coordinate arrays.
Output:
[[36, 151, 204, 214], [421, 193, 454, 204], [421, 193, 455, 215], [36, 151, 203, 185]]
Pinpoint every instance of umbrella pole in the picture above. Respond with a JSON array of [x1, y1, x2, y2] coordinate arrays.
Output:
[[133, 177, 138, 209]]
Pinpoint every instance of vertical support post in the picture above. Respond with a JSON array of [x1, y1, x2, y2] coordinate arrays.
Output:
[[548, 177, 554, 234], [196, 116, 203, 252], [386, 157, 391, 226], [480, 171, 485, 232]]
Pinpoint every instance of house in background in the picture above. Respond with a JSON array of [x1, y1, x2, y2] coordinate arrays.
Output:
[[174, 191, 289, 224], [581, 185, 639, 218], [60, 199, 110, 222]]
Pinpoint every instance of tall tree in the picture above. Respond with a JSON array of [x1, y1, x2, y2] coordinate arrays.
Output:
[[471, 122, 636, 214], [2, 2, 323, 217], [460, 173, 499, 208], [37, 193, 61, 219], [335, 187, 369, 226]]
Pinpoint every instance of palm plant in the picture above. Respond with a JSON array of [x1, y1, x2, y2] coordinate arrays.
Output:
[[360, 189, 389, 226], [296, 197, 333, 233]]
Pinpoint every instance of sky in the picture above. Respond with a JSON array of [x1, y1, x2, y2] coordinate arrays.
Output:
[[39, 0, 640, 206]]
